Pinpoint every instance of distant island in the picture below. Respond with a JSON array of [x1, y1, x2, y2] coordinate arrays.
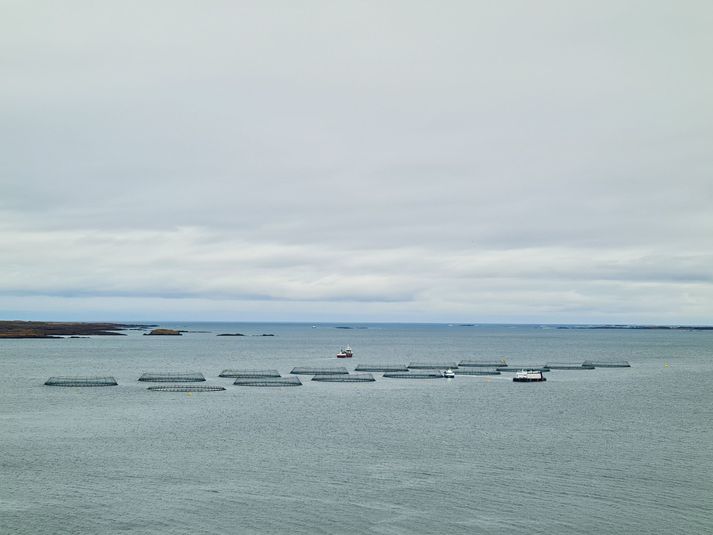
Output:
[[0, 321, 151, 339], [144, 328, 183, 336], [217, 333, 275, 337], [556, 325, 713, 330]]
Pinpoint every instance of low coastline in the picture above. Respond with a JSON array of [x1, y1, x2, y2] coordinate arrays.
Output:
[[0, 321, 152, 339]]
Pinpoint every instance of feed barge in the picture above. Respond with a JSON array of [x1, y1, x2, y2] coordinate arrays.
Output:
[[513, 370, 547, 382]]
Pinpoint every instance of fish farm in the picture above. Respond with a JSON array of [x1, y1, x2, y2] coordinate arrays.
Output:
[[234, 376, 302, 387], [290, 367, 348, 375], [408, 362, 458, 369], [583, 360, 631, 368], [453, 369, 501, 375], [312, 373, 376, 382], [354, 364, 409, 372], [147, 385, 226, 392], [138, 372, 206, 382], [219, 369, 281, 378], [545, 362, 596, 370], [497, 366, 550, 373], [383, 371, 445, 379], [45, 376, 118, 387], [459, 360, 507, 367]]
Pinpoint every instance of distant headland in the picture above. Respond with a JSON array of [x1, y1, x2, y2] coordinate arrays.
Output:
[[556, 325, 713, 330], [0, 321, 152, 339]]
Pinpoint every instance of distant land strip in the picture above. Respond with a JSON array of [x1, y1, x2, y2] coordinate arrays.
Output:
[[0, 321, 153, 338], [556, 325, 713, 330]]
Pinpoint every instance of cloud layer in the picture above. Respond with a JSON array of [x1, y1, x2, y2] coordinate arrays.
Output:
[[1, 2, 712, 322]]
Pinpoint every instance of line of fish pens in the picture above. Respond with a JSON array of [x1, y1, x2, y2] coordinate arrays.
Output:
[[43, 360, 631, 390]]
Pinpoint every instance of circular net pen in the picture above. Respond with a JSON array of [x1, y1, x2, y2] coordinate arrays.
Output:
[[408, 362, 458, 370], [45, 376, 118, 387], [312, 373, 375, 382], [290, 367, 348, 375], [383, 371, 445, 379], [459, 360, 508, 368], [355, 364, 409, 372], [545, 362, 595, 370], [582, 360, 631, 368], [234, 376, 302, 387], [138, 372, 205, 382], [454, 369, 501, 375], [497, 366, 550, 373], [219, 369, 280, 378], [148, 385, 226, 392]]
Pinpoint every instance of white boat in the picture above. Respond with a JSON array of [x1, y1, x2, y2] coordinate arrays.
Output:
[[513, 369, 546, 382], [442, 368, 455, 379]]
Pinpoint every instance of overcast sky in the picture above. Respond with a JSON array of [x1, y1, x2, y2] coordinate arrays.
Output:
[[1, 1, 712, 323]]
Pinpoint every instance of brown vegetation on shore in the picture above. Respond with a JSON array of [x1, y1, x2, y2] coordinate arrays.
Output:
[[0, 321, 149, 339]]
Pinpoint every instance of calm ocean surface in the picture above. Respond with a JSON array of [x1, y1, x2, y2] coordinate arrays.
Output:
[[1, 323, 712, 534]]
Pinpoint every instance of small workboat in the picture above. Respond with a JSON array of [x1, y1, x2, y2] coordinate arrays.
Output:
[[442, 368, 455, 379], [337, 345, 353, 358], [513, 369, 546, 382]]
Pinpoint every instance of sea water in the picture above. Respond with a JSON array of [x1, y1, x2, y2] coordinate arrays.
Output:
[[1, 323, 712, 534]]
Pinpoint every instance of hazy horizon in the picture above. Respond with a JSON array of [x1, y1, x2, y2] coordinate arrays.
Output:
[[2, 2, 712, 323]]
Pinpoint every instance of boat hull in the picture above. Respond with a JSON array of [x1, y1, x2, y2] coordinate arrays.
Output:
[[513, 377, 546, 382]]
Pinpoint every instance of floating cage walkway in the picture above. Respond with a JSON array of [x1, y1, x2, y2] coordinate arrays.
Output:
[[234, 376, 302, 387], [138, 372, 205, 382], [497, 366, 550, 373], [312, 373, 375, 382], [290, 367, 348, 375], [219, 369, 280, 378], [384, 371, 445, 379], [454, 369, 501, 375], [355, 364, 409, 372], [45, 376, 118, 387], [148, 385, 225, 392], [583, 360, 631, 368], [545, 362, 595, 370], [408, 362, 458, 369], [459, 360, 507, 367]]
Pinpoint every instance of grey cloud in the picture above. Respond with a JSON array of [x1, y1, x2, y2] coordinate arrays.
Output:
[[1, 1, 712, 321]]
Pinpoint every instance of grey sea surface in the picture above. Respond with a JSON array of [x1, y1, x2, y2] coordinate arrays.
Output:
[[1, 323, 712, 534]]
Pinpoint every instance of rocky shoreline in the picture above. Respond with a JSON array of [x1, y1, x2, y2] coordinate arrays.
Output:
[[0, 321, 153, 339]]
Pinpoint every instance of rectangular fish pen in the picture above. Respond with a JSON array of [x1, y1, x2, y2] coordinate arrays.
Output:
[[234, 376, 302, 387], [459, 360, 507, 367], [582, 360, 631, 368], [219, 369, 280, 378], [354, 364, 409, 372], [148, 385, 225, 392], [45, 376, 118, 387], [454, 369, 501, 375], [290, 367, 348, 375], [545, 362, 595, 370], [408, 362, 458, 369], [312, 373, 375, 382], [383, 371, 445, 379], [138, 372, 205, 382]]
